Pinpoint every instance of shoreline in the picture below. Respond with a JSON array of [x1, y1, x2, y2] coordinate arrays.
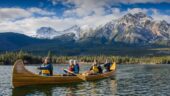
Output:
[[0, 62, 169, 65], [0, 52, 170, 65]]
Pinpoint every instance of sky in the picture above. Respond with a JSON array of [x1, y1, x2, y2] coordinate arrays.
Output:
[[0, 0, 170, 35]]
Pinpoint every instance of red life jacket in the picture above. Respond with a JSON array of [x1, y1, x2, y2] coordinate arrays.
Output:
[[68, 65, 74, 72]]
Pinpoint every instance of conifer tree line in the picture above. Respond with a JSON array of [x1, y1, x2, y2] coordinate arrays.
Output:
[[0, 50, 170, 65]]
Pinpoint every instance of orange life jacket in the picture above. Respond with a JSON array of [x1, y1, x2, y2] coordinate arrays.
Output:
[[42, 69, 50, 74]]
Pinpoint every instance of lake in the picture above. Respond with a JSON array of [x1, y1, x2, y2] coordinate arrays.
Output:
[[0, 64, 170, 96]]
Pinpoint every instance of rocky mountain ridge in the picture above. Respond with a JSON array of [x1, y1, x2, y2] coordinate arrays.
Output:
[[35, 12, 170, 45]]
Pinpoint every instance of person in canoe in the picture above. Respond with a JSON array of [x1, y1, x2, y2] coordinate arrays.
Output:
[[97, 63, 103, 73], [91, 60, 103, 74], [38, 57, 53, 76], [64, 59, 75, 75], [104, 59, 111, 72], [73, 60, 80, 74], [89, 60, 99, 75]]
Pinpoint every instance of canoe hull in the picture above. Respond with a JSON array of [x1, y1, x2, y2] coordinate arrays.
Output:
[[12, 60, 115, 88], [13, 75, 84, 88], [85, 71, 115, 81]]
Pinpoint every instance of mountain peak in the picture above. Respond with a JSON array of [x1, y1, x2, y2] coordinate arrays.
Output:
[[36, 27, 61, 39], [122, 12, 152, 20], [35, 25, 81, 39], [36, 27, 57, 34]]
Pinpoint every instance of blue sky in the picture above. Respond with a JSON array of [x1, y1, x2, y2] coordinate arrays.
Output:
[[0, 0, 170, 35]]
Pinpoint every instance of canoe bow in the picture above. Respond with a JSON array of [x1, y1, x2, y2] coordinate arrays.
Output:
[[12, 59, 35, 76]]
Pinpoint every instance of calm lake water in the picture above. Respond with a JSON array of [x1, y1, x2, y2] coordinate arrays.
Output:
[[0, 64, 170, 96]]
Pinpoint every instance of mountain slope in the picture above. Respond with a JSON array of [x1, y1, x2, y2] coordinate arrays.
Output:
[[78, 12, 170, 45]]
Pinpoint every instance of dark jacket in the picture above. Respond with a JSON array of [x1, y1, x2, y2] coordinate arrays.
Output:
[[104, 63, 111, 72], [74, 64, 80, 74], [97, 65, 103, 73]]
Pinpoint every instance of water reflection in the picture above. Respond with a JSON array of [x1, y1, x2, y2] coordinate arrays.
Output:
[[12, 85, 53, 96], [12, 79, 117, 96], [88, 79, 116, 95]]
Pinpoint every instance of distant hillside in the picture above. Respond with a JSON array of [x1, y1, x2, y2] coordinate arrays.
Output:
[[0, 32, 75, 52], [0, 32, 42, 50]]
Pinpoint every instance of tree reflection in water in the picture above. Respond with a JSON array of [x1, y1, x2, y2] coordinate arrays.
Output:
[[12, 85, 53, 96]]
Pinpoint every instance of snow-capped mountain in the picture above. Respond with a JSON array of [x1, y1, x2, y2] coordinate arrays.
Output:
[[78, 12, 170, 44], [35, 25, 81, 39], [63, 25, 81, 40], [35, 12, 170, 45], [110, 12, 170, 44], [36, 27, 61, 39]]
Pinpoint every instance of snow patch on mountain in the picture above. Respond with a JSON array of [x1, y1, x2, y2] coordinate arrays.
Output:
[[35, 27, 61, 39], [35, 25, 81, 39]]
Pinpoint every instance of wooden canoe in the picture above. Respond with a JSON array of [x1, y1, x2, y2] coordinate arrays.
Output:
[[12, 59, 116, 88]]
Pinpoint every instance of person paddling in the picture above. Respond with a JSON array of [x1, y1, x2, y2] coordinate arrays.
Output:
[[89, 60, 99, 74], [64, 59, 75, 75], [104, 59, 111, 72], [38, 57, 53, 76], [97, 64, 103, 73]]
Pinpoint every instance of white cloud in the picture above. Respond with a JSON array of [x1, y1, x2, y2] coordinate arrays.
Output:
[[0, 7, 169, 36], [127, 8, 148, 14], [151, 9, 170, 22], [28, 8, 55, 16], [0, 7, 55, 22], [63, 0, 109, 17], [0, 8, 31, 22]]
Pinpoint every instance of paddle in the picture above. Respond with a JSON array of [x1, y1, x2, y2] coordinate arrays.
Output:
[[63, 69, 86, 81]]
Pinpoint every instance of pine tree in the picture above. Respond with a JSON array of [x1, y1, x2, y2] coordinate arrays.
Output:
[[47, 51, 52, 58], [18, 49, 24, 59]]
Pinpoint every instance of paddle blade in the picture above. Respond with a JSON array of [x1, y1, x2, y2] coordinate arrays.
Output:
[[110, 62, 116, 70], [64, 69, 86, 81]]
